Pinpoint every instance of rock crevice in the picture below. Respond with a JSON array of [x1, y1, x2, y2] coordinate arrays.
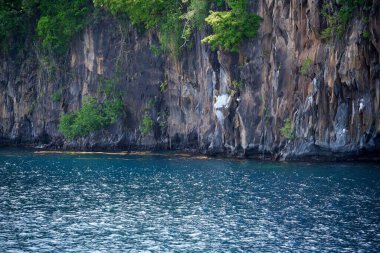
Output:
[[1, 1, 379, 160]]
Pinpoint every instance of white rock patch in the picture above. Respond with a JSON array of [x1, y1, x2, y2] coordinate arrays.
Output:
[[214, 94, 232, 123]]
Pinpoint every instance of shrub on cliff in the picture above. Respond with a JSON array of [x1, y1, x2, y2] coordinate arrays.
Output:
[[140, 113, 154, 136], [321, 0, 372, 40], [300, 58, 313, 76], [52, 91, 62, 102], [201, 0, 262, 52], [281, 119, 295, 141], [59, 96, 123, 140], [93, 0, 183, 55]]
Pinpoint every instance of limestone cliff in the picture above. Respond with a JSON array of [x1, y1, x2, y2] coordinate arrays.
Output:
[[1, 1, 379, 160]]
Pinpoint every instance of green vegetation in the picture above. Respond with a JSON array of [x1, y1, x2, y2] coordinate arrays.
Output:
[[321, 0, 372, 40], [281, 118, 295, 140], [362, 30, 370, 39], [0, 1, 19, 49], [150, 44, 162, 57], [0, 0, 31, 50], [160, 81, 168, 93], [231, 80, 243, 89], [94, 0, 209, 55], [94, 0, 261, 54], [58, 74, 124, 140], [141, 113, 154, 135], [300, 58, 313, 76], [183, 0, 209, 31], [180, 0, 209, 48], [0, 0, 90, 54], [321, 27, 334, 41], [94, 0, 184, 55], [215, 0, 226, 7], [97, 75, 121, 96], [201, 0, 262, 52], [1, 0, 262, 55], [52, 90, 61, 102], [59, 97, 123, 140], [37, 0, 90, 54]]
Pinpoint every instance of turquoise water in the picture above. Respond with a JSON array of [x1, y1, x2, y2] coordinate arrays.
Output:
[[0, 149, 379, 252]]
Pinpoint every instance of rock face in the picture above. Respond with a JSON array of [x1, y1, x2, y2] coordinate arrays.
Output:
[[1, 1, 379, 160]]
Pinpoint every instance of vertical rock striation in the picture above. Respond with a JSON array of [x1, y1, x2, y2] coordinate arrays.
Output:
[[0, 1, 379, 160]]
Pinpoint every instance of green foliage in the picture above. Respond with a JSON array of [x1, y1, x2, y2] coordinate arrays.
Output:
[[102, 97, 123, 123], [321, 0, 371, 40], [141, 113, 154, 135], [2, 0, 263, 56], [59, 74, 124, 139], [0, 1, 19, 49], [300, 58, 313, 76], [0, 0, 32, 51], [59, 96, 123, 140], [52, 90, 61, 102], [214, 0, 226, 7], [362, 30, 370, 39], [150, 44, 162, 57], [94, 0, 173, 28], [182, 0, 209, 32], [179, 0, 209, 48], [281, 118, 295, 140], [94, 0, 183, 55], [0, 0, 92, 53], [95, 0, 261, 55], [321, 27, 333, 40], [59, 97, 101, 139], [59, 113, 76, 138], [202, 0, 262, 52], [158, 10, 183, 56], [97, 75, 120, 96], [231, 80, 243, 89], [160, 80, 168, 93], [37, 0, 90, 54]]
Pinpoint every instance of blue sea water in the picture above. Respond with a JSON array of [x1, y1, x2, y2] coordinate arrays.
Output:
[[0, 148, 379, 252]]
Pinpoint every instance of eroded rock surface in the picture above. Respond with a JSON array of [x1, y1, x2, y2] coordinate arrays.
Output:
[[1, 1, 379, 160]]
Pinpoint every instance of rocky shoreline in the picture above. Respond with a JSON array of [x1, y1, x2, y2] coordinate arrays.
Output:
[[1, 138, 379, 162]]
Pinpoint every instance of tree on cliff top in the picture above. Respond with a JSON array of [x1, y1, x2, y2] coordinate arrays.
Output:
[[201, 0, 262, 52], [1, 0, 262, 55], [0, 0, 90, 54], [94, 0, 262, 54]]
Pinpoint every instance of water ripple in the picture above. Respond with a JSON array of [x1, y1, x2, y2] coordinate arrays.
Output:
[[0, 150, 379, 252]]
